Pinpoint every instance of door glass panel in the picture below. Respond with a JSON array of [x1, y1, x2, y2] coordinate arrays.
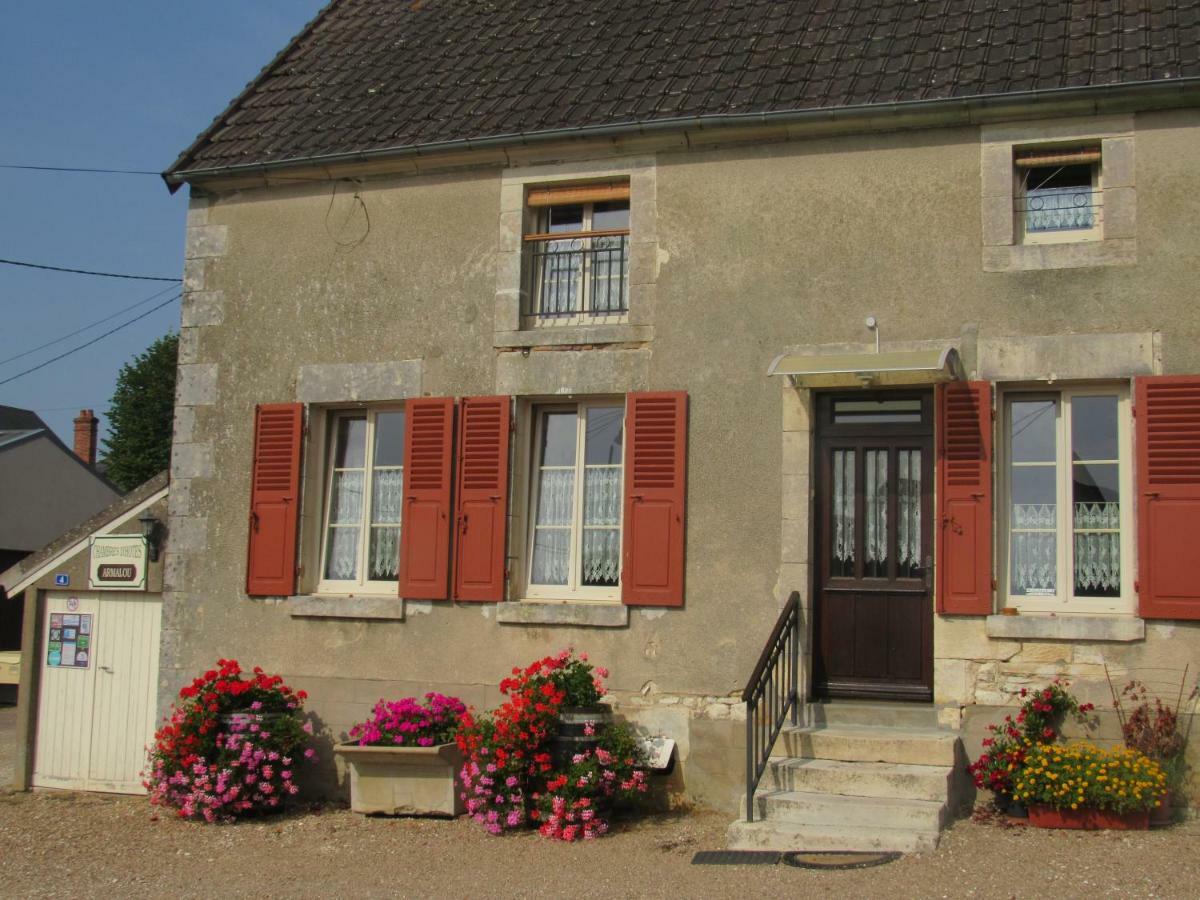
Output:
[[864, 450, 888, 577], [897, 450, 921, 578], [833, 399, 922, 424], [1072, 396, 1120, 597], [1009, 399, 1058, 597], [831, 450, 855, 577]]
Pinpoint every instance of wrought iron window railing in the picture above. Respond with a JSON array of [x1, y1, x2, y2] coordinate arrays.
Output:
[[523, 231, 629, 322], [1016, 187, 1102, 234]]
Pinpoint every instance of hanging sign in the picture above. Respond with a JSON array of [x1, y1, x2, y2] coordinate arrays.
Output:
[[89, 535, 147, 590], [47, 613, 93, 669]]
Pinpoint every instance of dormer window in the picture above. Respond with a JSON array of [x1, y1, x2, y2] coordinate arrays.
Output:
[[523, 182, 630, 326], [1015, 147, 1101, 243]]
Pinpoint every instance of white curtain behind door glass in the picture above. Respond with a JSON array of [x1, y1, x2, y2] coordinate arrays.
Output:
[[897, 450, 921, 571], [865, 450, 888, 572], [833, 450, 855, 571]]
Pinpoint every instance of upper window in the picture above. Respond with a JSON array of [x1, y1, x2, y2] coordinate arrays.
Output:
[[1001, 387, 1132, 612], [1014, 147, 1101, 244], [318, 408, 405, 594], [526, 401, 624, 600], [523, 182, 630, 326]]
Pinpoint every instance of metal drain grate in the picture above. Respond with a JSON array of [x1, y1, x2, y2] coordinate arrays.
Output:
[[691, 851, 782, 866], [781, 851, 901, 870]]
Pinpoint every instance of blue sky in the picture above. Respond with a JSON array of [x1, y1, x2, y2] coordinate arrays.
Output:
[[0, 0, 327, 446]]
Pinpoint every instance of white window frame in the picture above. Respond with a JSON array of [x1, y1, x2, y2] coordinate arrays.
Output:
[[1016, 149, 1103, 246], [998, 384, 1135, 615], [316, 406, 405, 596], [524, 399, 625, 602], [525, 200, 630, 329]]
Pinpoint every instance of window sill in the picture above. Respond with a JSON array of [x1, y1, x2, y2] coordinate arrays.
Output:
[[985, 614, 1143, 642], [494, 323, 652, 349], [496, 601, 629, 628], [284, 595, 405, 621]]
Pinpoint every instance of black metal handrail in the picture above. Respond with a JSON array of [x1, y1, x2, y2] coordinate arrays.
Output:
[[741, 590, 801, 823], [525, 233, 629, 320]]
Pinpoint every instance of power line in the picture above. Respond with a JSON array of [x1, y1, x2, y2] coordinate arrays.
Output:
[[0, 163, 160, 176], [0, 283, 178, 368], [0, 257, 181, 282], [0, 294, 180, 388]]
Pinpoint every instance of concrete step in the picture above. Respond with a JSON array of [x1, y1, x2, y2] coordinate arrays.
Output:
[[761, 756, 954, 802], [805, 701, 941, 730], [727, 818, 941, 854], [754, 790, 946, 831], [774, 724, 960, 767]]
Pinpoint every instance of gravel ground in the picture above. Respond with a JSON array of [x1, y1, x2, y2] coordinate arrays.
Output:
[[0, 788, 1197, 899], [2, 712, 1196, 898]]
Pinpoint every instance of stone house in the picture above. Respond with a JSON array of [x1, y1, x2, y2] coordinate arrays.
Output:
[[159, 1, 1200, 848]]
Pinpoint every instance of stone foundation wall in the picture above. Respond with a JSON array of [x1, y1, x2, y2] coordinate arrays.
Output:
[[937, 617, 1200, 804]]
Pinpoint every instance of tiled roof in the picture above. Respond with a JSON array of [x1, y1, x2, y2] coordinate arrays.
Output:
[[167, 1, 1200, 177]]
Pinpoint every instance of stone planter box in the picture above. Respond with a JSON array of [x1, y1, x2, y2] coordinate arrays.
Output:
[[335, 742, 464, 817]]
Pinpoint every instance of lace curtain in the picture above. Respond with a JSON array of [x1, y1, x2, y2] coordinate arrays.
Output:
[[1074, 502, 1120, 593], [864, 450, 888, 574], [536, 238, 582, 315], [368, 468, 403, 580], [583, 468, 621, 585], [897, 450, 921, 573], [530, 466, 622, 586], [324, 470, 363, 580], [531, 469, 573, 584], [832, 450, 855, 572], [1026, 186, 1095, 232], [1011, 503, 1056, 593]]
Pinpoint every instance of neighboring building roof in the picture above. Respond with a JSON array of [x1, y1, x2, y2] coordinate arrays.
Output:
[[0, 471, 168, 599], [0, 405, 121, 553], [166, 0, 1200, 181]]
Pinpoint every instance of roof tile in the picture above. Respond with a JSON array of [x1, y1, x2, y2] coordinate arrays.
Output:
[[167, 0, 1200, 175]]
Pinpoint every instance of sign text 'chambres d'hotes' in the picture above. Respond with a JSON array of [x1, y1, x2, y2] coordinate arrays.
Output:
[[88, 535, 148, 590]]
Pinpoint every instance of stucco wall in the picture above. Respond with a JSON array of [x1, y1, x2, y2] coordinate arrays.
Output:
[[165, 107, 1200, 812]]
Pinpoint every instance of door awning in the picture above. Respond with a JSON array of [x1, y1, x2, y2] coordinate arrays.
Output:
[[767, 347, 964, 388]]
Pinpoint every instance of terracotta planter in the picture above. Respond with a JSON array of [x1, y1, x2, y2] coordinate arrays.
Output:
[[1028, 804, 1150, 831], [335, 742, 464, 817]]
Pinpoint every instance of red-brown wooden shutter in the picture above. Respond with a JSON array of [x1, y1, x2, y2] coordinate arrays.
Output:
[[246, 403, 303, 596], [936, 381, 993, 615], [622, 392, 688, 607], [1136, 375, 1200, 620], [398, 397, 455, 600], [453, 396, 511, 602]]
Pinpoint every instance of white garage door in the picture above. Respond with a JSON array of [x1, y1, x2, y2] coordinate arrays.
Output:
[[33, 591, 162, 794]]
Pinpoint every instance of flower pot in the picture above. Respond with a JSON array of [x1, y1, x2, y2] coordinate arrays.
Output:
[[1028, 804, 1150, 831], [334, 742, 464, 817], [551, 705, 613, 769]]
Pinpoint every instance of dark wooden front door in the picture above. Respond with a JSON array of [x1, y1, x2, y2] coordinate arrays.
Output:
[[813, 392, 934, 701]]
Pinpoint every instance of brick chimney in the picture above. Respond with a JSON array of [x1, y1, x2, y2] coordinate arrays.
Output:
[[73, 409, 98, 466]]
